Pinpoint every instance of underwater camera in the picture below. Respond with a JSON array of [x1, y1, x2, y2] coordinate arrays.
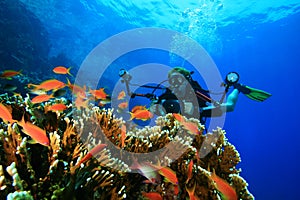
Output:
[[225, 72, 239, 86], [119, 68, 132, 82]]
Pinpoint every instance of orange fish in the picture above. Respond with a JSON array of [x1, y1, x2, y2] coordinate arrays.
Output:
[[142, 192, 163, 200], [0, 103, 14, 123], [130, 159, 160, 184], [120, 124, 126, 148], [89, 88, 108, 100], [53, 66, 72, 76], [172, 113, 184, 122], [211, 170, 237, 200], [130, 109, 153, 121], [158, 166, 178, 185], [66, 78, 86, 98], [118, 102, 128, 109], [131, 105, 147, 113], [28, 79, 66, 92], [147, 163, 178, 185], [117, 90, 126, 100], [45, 103, 67, 112], [77, 143, 107, 165], [186, 183, 199, 200], [31, 94, 53, 104], [98, 99, 111, 107], [74, 96, 89, 109], [17, 116, 49, 146], [186, 159, 193, 183], [0, 70, 22, 79], [173, 113, 201, 135]]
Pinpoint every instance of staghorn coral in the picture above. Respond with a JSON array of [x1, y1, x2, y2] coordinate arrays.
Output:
[[0, 94, 254, 200]]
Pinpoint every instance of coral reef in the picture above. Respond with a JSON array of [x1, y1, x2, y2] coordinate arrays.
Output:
[[0, 93, 254, 200]]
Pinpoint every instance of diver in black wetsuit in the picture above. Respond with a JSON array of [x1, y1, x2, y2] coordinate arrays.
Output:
[[150, 67, 271, 123]]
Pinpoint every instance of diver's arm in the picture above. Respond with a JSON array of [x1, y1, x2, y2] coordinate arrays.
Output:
[[202, 89, 239, 117]]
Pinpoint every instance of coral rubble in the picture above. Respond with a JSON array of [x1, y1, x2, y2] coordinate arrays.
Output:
[[0, 93, 254, 200]]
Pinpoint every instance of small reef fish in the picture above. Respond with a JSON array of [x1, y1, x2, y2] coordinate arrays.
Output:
[[210, 170, 237, 200], [157, 166, 178, 185], [120, 124, 126, 148], [142, 192, 163, 200], [29, 89, 47, 96], [28, 79, 66, 92], [131, 105, 147, 113], [53, 66, 72, 76], [53, 89, 67, 97], [45, 103, 67, 112], [17, 116, 50, 146], [0, 103, 14, 123], [172, 113, 201, 135], [130, 109, 153, 121], [186, 159, 193, 183], [147, 163, 178, 185], [186, 183, 199, 200], [31, 94, 54, 104], [3, 84, 17, 92], [117, 90, 126, 100], [89, 88, 108, 100], [0, 69, 22, 79], [98, 98, 111, 107], [77, 143, 107, 165], [130, 159, 160, 184], [118, 102, 128, 109], [74, 96, 89, 109], [66, 78, 86, 98]]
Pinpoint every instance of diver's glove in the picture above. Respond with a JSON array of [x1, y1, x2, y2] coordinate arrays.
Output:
[[233, 83, 272, 102]]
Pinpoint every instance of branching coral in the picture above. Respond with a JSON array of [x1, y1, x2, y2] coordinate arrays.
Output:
[[0, 94, 254, 200]]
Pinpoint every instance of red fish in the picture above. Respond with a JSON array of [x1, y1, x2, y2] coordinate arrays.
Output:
[[118, 102, 128, 109], [74, 96, 89, 109], [77, 144, 107, 165], [130, 159, 160, 184], [210, 170, 237, 200], [130, 109, 153, 121], [45, 103, 67, 112], [131, 105, 147, 113], [0, 103, 14, 123], [89, 88, 108, 100], [172, 113, 201, 135], [117, 90, 126, 100], [158, 166, 178, 185], [17, 116, 49, 146], [53, 66, 72, 76], [0, 70, 22, 79], [120, 124, 126, 148], [186, 159, 193, 183], [31, 94, 54, 104], [147, 163, 178, 185], [66, 78, 86, 98], [186, 183, 199, 200], [28, 79, 65, 92], [142, 192, 163, 200]]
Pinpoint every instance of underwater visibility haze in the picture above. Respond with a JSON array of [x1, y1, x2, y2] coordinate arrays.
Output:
[[0, 0, 300, 199]]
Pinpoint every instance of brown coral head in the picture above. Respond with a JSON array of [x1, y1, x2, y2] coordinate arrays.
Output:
[[72, 107, 196, 173]]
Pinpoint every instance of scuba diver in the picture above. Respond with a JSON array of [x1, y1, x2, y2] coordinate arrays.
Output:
[[119, 67, 271, 124]]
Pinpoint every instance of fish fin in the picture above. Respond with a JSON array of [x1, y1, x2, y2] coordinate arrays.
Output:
[[66, 77, 71, 86], [129, 112, 134, 121], [67, 67, 73, 77], [27, 139, 37, 144]]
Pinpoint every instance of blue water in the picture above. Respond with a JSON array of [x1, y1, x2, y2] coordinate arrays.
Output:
[[2, 0, 300, 199]]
